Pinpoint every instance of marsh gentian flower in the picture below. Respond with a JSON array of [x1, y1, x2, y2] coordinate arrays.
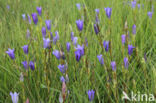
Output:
[[26, 29, 30, 39], [60, 76, 65, 82], [103, 41, 109, 52], [94, 24, 99, 35], [75, 50, 81, 62], [124, 57, 128, 69], [10, 92, 19, 103], [95, 14, 100, 24], [29, 61, 35, 70], [73, 37, 78, 46], [66, 42, 71, 52], [104, 7, 112, 19], [148, 12, 153, 19], [76, 19, 83, 31], [131, 1, 136, 8], [111, 61, 116, 71], [31, 13, 38, 25], [50, 32, 53, 39], [42, 27, 46, 38], [128, 45, 135, 55], [97, 54, 104, 65], [43, 38, 51, 48], [76, 3, 81, 10], [22, 61, 28, 69], [132, 24, 136, 35], [7, 5, 10, 10], [87, 90, 95, 101], [22, 45, 28, 54], [36, 7, 42, 16], [75, 45, 84, 56], [53, 31, 59, 44], [6, 48, 15, 60], [121, 34, 126, 44], [58, 64, 67, 73], [95, 9, 99, 14], [52, 50, 61, 59], [45, 20, 51, 30], [137, 4, 141, 9], [71, 32, 74, 41], [27, 14, 31, 24], [22, 14, 26, 20]]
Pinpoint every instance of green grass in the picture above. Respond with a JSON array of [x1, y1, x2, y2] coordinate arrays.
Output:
[[0, 0, 156, 102]]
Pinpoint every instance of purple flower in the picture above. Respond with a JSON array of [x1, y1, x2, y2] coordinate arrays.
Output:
[[128, 45, 135, 55], [53, 31, 59, 44], [76, 19, 83, 31], [42, 27, 46, 38], [27, 14, 31, 24], [10, 92, 19, 103], [132, 24, 136, 35], [104, 7, 112, 19], [26, 29, 30, 39], [137, 4, 141, 9], [131, 1, 136, 8], [31, 13, 38, 25], [43, 38, 51, 48], [71, 32, 74, 41], [7, 5, 10, 10], [97, 54, 104, 65], [76, 3, 81, 10], [50, 32, 53, 39], [22, 61, 28, 69], [94, 24, 99, 35], [124, 57, 128, 69], [58, 64, 67, 73], [22, 45, 28, 54], [87, 90, 95, 101], [52, 50, 61, 59], [103, 41, 109, 52], [121, 34, 126, 44], [66, 42, 71, 52], [36, 7, 42, 16], [6, 48, 15, 60], [60, 76, 65, 82], [95, 9, 99, 14], [29, 61, 35, 70], [75, 45, 84, 56], [148, 12, 153, 19], [45, 20, 51, 30], [73, 37, 78, 46], [75, 50, 81, 62], [95, 14, 100, 24], [111, 61, 116, 71], [22, 14, 26, 20]]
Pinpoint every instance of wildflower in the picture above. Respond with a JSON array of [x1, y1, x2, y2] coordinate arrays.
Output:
[[94, 24, 99, 35], [104, 7, 112, 19], [76, 3, 81, 10], [22, 14, 26, 20], [128, 45, 135, 55], [52, 50, 61, 59], [60, 76, 65, 82], [97, 54, 104, 65], [27, 14, 31, 24], [53, 31, 59, 44], [31, 13, 38, 25], [22, 45, 28, 54], [75, 45, 84, 56], [137, 4, 141, 9], [131, 1, 136, 8], [71, 32, 74, 41], [66, 42, 71, 52], [21, 61, 28, 69], [42, 27, 46, 38], [95, 9, 99, 14], [43, 38, 51, 48], [75, 50, 81, 62], [36, 7, 42, 16], [50, 32, 53, 39], [76, 19, 83, 31], [10, 92, 19, 103], [148, 12, 153, 19], [124, 57, 128, 69], [132, 24, 136, 35], [45, 20, 51, 30], [29, 61, 35, 70], [103, 41, 109, 52], [121, 35, 126, 44], [7, 5, 10, 10], [58, 64, 67, 73], [26, 29, 30, 39], [87, 90, 95, 101], [111, 61, 116, 71], [73, 37, 78, 46], [6, 48, 15, 60], [95, 14, 100, 24]]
